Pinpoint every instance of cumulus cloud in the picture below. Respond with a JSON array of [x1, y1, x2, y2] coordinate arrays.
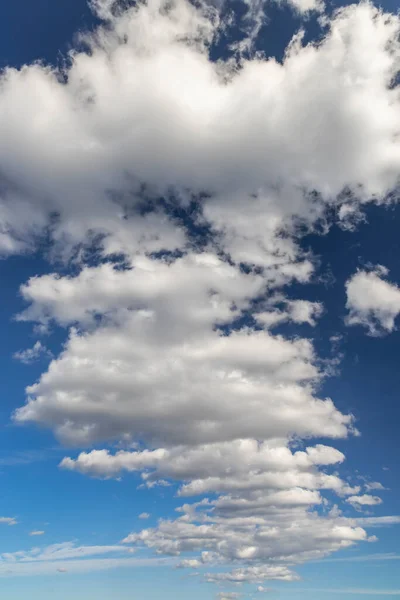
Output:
[[346, 495, 383, 512], [345, 267, 400, 335], [60, 441, 346, 482], [1, 0, 399, 589], [139, 513, 150, 520], [206, 565, 300, 583], [0, 0, 399, 260], [15, 256, 353, 447]]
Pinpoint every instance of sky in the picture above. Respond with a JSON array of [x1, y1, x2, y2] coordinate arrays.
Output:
[[0, 0, 399, 599]]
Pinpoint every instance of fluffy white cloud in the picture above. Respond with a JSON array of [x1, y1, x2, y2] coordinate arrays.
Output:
[[15, 255, 353, 447], [2, 0, 399, 590], [347, 495, 383, 507], [255, 299, 323, 328], [60, 441, 345, 480], [207, 565, 298, 583], [0, 0, 399, 261], [346, 267, 400, 335], [121, 496, 374, 583]]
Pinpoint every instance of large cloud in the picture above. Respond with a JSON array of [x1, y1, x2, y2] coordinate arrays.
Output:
[[14, 255, 352, 446], [2, 0, 400, 590], [0, 0, 399, 262]]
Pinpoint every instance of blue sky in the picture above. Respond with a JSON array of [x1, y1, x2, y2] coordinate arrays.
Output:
[[0, 0, 400, 599]]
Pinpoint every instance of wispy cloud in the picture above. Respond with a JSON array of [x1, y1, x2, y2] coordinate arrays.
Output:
[[0, 541, 178, 577], [298, 590, 400, 596], [0, 517, 17, 526], [317, 553, 400, 563], [13, 341, 52, 365], [0, 556, 177, 577]]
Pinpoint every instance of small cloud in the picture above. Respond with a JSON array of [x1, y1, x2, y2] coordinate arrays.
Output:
[[13, 341, 52, 365], [139, 513, 150, 519], [29, 530, 45, 536], [0, 517, 18, 526], [57, 568, 68, 573], [365, 482, 387, 492], [177, 559, 202, 569], [347, 495, 383, 508]]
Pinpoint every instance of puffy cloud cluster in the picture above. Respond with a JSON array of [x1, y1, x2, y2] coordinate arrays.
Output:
[[15, 254, 353, 447], [121, 497, 373, 582], [346, 267, 400, 335], [61, 441, 346, 486], [0, 0, 399, 261], [1, 0, 399, 589]]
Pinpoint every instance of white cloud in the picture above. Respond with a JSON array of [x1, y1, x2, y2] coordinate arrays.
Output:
[[15, 257, 353, 447], [29, 531, 45, 536], [216, 592, 242, 600], [256, 299, 323, 329], [206, 565, 299, 583], [298, 589, 400, 596], [0, 1, 398, 262], [354, 516, 400, 527], [1, 541, 128, 563], [347, 495, 383, 509], [364, 481, 386, 492], [0, 542, 175, 577], [0, 0, 399, 590], [139, 513, 150, 520], [13, 341, 52, 365], [121, 497, 372, 581], [345, 267, 400, 335], [0, 518, 17, 526], [286, 0, 324, 15], [177, 559, 202, 569], [60, 441, 345, 482]]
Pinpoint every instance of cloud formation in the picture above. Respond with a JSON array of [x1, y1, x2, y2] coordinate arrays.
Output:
[[0, 517, 17, 526], [346, 267, 400, 335], [0, 0, 398, 590], [0, 541, 175, 577], [13, 342, 52, 365]]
